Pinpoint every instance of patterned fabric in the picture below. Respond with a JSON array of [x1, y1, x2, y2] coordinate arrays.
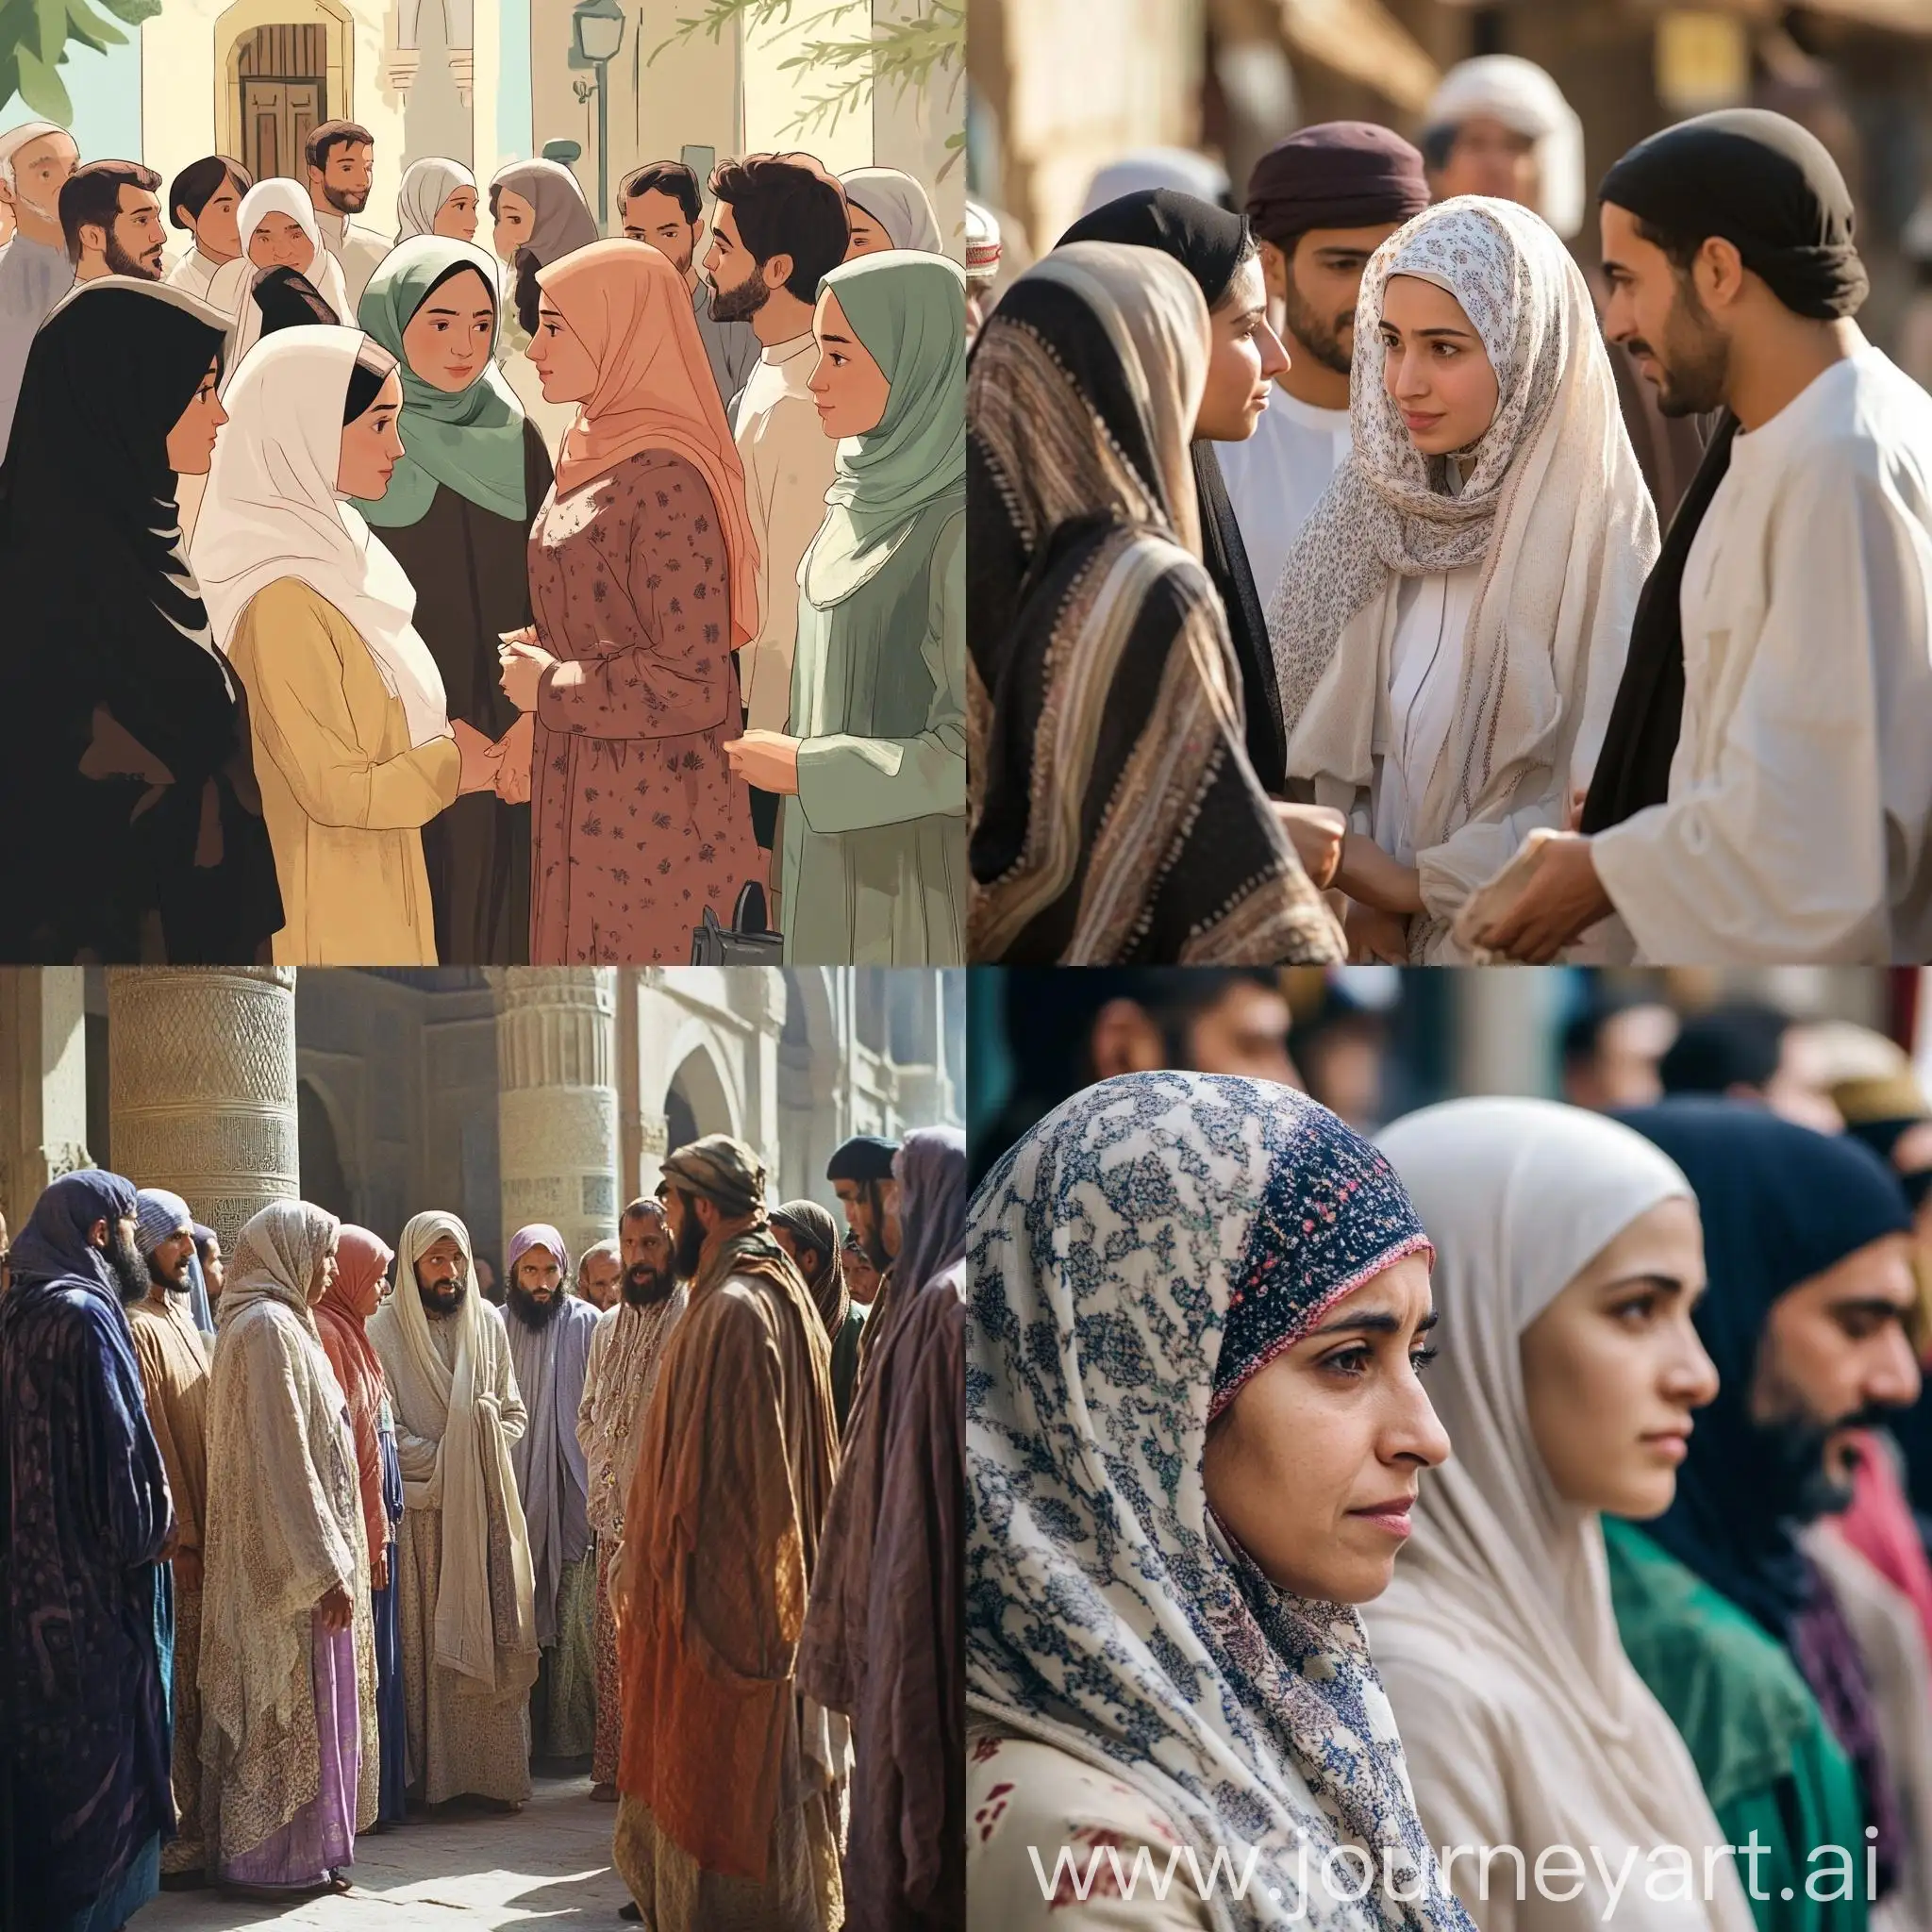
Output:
[[1269, 201, 1656, 904], [593, 1537, 623, 1785], [967, 243, 1342, 966], [613, 1786, 842, 1932], [966, 1073, 1469, 1932], [528, 1549, 598, 1758]]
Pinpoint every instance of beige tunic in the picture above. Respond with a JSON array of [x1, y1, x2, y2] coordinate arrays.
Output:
[[226, 576, 459, 965]]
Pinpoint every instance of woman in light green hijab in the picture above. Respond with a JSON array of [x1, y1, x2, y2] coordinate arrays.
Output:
[[354, 234, 553, 965], [724, 248, 967, 966]]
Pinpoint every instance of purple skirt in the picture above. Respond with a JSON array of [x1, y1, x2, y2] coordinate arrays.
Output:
[[219, 1610, 359, 1888]]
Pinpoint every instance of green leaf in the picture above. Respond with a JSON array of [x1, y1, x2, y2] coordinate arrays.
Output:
[[14, 42, 70, 120], [62, 0, 130, 56], [35, 0, 67, 69]]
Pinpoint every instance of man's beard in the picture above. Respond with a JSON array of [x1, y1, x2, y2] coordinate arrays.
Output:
[[323, 181, 369, 216], [108, 1229, 149, 1305], [106, 231, 162, 280], [622, 1262, 675, 1307], [674, 1210, 707, 1280], [417, 1275, 466, 1319], [709, 260, 771, 325], [147, 1254, 192, 1296], [508, 1282, 564, 1329], [1281, 269, 1353, 378], [1630, 279, 1729, 419]]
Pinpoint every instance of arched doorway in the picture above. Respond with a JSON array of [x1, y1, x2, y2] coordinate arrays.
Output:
[[665, 1043, 736, 1158], [296, 1078, 352, 1223], [215, 0, 353, 182]]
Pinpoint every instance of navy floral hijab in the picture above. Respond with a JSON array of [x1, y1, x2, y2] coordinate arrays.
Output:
[[966, 1072, 1470, 1932]]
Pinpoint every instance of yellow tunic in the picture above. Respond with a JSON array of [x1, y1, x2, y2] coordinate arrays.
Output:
[[226, 577, 460, 965]]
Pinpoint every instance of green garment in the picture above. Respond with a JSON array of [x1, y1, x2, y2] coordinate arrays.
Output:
[[354, 237, 528, 527], [782, 500, 965, 965], [1604, 1519, 1870, 1932], [829, 1303, 866, 1437]]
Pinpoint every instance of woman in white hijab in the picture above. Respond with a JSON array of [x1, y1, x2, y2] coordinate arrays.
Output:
[[1423, 56, 1586, 241], [207, 178, 353, 379], [1369, 1098, 1757, 1932], [1269, 196, 1657, 963], [394, 158, 479, 242], [841, 165, 942, 256], [191, 326, 500, 964]]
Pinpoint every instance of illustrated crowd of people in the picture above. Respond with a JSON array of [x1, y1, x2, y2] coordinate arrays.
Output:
[[964, 1016, 1932, 1929], [966, 58, 1932, 968], [0, 119, 968, 970], [0, 1122, 967, 1931]]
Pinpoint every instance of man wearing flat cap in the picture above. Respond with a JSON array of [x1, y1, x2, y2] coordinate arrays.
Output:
[[1476, 108, 1932, 971], [610, 1134, 842, 1930], [1221, 122, 1430, 620]]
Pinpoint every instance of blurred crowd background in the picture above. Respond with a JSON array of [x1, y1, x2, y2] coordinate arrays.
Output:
[[965, 0, 1932, 381], [968, 967, 1932, 1186]]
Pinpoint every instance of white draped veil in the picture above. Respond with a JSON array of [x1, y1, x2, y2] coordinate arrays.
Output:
[[1369, 1100, 1757, 1932], [1269, 198, 1658, 943]]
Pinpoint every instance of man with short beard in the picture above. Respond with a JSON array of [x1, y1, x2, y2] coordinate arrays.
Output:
[[125, 1188, 214, 1885], [706, 152, 850, 870], [1220, 124, 1429, 631], [1479, 109, 1932, 969], [366, 1210, 538, 1810], [60, 160, 165, 286], [1, 1171, 175, 1932], [1608, 1102, 1923, 1907], [575, 1237, 622, 1311], [610, 1140, 839, 1931], [575, 1198, 686, 1799], [0, 120, 76, 448], [305, 119, 390, 308], [502, 1223, 600, 1764]]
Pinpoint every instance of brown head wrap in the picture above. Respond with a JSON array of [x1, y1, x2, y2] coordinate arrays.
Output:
[[1243, 121, 1431, 251], [658, 1134, 768, 1220]]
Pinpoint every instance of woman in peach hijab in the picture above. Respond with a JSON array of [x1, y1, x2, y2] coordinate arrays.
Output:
[[500, 239, 764, 962]]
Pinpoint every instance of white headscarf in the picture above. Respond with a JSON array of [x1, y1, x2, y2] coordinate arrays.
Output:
[[191, 325, 453, 749], [207, 177, 353, 369], [1271, 198, 1656, 934], [395, 157, 477, 242], [366, 1210, 537, 1691], [840, 166, 943, 254], [1078, 146, 1231, 219], [1424, 55, 1586, 240], [1369, 1099, 1757, 1932]]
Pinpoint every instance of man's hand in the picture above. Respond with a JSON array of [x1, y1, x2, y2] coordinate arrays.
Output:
[[1273, 803, 1346, 891], [173, 1546, 203, 1592], [318, 1580, 355, 1631], [371, 1545, 389, 1593], [1345, 899, 1410, 964], [1474, 832, 1613, 963]]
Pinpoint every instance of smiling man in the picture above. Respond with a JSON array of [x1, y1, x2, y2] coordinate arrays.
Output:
[[1479, 109, 1932, 967]]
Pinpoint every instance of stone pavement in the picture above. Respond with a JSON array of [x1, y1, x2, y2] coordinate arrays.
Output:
[[131, 1773, 632, 1930]]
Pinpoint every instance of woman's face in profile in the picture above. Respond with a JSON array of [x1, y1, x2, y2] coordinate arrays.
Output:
[[1203, 1249, 1448, 1604], [1379, 272, 1500, 459]]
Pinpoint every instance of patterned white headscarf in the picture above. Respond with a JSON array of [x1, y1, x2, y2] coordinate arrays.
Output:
[[967, 1072, 1473, 1932], [1269, 198, 1656, 929]]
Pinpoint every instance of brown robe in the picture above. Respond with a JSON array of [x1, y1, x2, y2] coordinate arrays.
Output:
[[616, 1228, 839, 1893], [798, 1264, 965, 1931], [378, 418, 551, 965]]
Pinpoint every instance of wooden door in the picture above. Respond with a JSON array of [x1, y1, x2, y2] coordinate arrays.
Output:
[[236, 26, 326, 182]]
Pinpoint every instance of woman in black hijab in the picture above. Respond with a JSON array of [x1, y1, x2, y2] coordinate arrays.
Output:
[[0, 277, 282, 961], [1058, 189, 1290, 794]]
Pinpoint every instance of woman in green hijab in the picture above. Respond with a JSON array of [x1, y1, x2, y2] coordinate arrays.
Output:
[[355, 236, 553, 965], [724, 249, 967, 965]]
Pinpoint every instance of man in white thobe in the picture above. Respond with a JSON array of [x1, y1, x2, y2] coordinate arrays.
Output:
[[1221, 123, 1430, 609], [1478, 109, 1932, 967], [306, 119, 390, 311]]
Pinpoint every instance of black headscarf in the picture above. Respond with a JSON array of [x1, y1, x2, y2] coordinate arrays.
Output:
[[1618, 1098, 1913, 1635], [252, 265, 341, 338], [1055, 191, 1288, 792], [0, 278, 283, 961], [1584, 110, 1863, 832]]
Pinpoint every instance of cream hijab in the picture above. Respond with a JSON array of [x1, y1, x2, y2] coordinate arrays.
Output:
[[1370, 1099, 1756, 1932], [192, 325, 453, 750], [1272, 199, 1657, 936], [208, 177, 354, 373]]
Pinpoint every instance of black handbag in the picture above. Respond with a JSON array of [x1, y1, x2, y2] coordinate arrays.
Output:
[[690, 880, 784, 966]]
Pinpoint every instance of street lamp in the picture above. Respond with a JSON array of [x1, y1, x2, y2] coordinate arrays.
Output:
[[572, 0, 625, 236]]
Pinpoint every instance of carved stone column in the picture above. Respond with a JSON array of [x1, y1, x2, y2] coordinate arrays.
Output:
[[107, 968, 299, 1255], [490, 968, 620, 1265], [0, 967, 92, 1223]]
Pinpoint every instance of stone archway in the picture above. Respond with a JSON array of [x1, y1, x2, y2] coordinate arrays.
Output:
[[296, 1077, 352, 1223], [665, 1041, 737, 1151]]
